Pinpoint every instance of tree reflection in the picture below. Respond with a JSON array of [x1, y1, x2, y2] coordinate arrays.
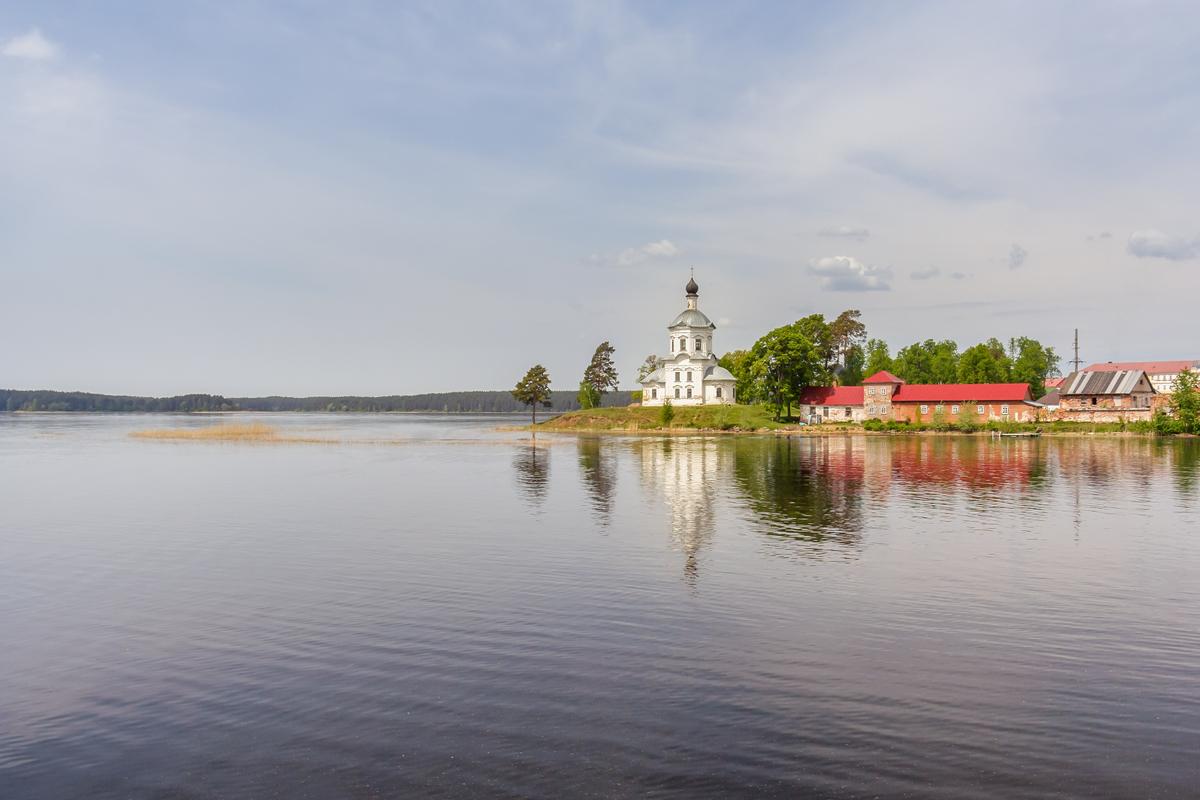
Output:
[[730, 437, 865, 549], [577, 437, 616, 525], [512, 444, 550, 510]]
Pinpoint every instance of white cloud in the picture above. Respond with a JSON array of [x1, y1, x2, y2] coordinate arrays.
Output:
[[1, 28, 59, 61], [808, 255, 892, 292], [910, 266, 940, 280], [818, 225, 870, 241], [1008, 243, 1028, 269], [1127, 229, 1199, 261], [616, 238, 679, 266]]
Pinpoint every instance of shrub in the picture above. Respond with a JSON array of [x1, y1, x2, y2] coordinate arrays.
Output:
[[630, 390, 643, 404], [660, 398, 675, 427]]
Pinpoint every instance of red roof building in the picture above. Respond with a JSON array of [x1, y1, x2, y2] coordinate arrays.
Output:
[[797, 371, 1039, 423]]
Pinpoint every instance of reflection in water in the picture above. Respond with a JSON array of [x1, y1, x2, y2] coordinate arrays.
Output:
[[633, 438, 726, 582], [577, 437, 616, 525], [512, 444, 550, 509], [731, 436, 866, 551]]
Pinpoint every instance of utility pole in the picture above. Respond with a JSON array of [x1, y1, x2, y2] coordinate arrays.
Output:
[[1069, 328, 1083, 374]]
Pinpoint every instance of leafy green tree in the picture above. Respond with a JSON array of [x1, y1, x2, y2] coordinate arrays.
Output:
[[718, 349, 756, 403], [636, 355, 660, 383], [793, 313, 837, 370], [864, 338, 893, 377], [577, 380, 601, 409], [748, 322, 828, 419], [512, 364, 553, 424], [1170, 368, 1200, 434], [894, 339, 959, 383], [1008, 337, 1059, 398], [957, 342, 1010, 384], [840, 344, 865, 386], [583, 341, 620, 398]]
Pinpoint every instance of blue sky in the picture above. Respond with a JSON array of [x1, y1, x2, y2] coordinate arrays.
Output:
[[2, 1, 1199, 395]]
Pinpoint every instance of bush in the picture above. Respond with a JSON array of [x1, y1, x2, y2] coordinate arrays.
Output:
[[660, 398, 675, 427], [630, 390, 643, 404], [577, 380, 601, 410]]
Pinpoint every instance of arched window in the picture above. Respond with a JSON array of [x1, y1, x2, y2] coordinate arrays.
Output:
[[696, 337, 703, 352], [674, 371, 681, 382], [686, 370, 692, 381], [679, 337, 687, 351], [716, 387, 722, 399], [674, 387, 680, 399]]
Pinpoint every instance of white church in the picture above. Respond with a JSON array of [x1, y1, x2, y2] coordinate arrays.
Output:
[[640, 276, 737, 406]]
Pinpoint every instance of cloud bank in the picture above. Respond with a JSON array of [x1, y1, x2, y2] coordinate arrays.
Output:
[[1, 29, 59, 61], [809, 256, 892, 292], [1127, 229, 1198, 261]]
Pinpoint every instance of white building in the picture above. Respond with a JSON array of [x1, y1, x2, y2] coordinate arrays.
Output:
[[640, 277, 737, 406]]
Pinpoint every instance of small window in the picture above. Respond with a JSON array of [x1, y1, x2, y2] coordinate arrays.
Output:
[[716, 387, 723, 399], [696, 338, 703, 352], [680, 337, 687, 351], [675, 371, 681, 382], [951, 405, 959, 414], [1001, 405, 1010, 415], [651, 388, 657, 399], [977, 405, 985, 415], [670, 339, 674, 352], [845, 407, 852, 416], [674, 387, 680, 398], [686, 371, 692, 382], [920, 404, 929, 414], [686, 386, 693, 399], [1091, 397, 1097, 406]]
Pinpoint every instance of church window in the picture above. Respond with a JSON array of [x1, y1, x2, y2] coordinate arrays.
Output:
[[670, 339, 674, 352], [674, 387, 680, 399], [686, 387, 693, 398], [686, 370, 692, 382], [696, 338, 703, 352], [716, 387, 723, 399], [679, 337, 687, 351], [675, 371, 681, 382], [651, 388, 657, 399]]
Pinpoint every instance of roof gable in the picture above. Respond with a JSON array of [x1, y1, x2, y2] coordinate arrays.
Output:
[[863, 370, 904, 384], [1063, 369, 1153, 396], [796, 385, 865, 406]]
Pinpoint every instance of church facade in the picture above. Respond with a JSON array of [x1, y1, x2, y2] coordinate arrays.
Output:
[[640, 277, 737, 406]]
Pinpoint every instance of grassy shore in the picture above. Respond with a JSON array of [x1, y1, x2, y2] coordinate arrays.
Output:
[[537, 405, 1164, 436]]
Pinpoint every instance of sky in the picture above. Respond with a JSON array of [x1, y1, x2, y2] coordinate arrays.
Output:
[[2, 1, 1199, 396]]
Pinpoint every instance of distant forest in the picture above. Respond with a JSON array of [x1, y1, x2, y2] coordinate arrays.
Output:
[[0, 389, 633, 413]]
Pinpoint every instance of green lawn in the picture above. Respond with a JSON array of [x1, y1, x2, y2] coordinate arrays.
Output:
[[537, 403, 803, 431]]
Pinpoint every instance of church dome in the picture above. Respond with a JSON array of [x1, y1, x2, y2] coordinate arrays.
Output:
[[669, 308, 715, 328], [685, 276, 699, 295]]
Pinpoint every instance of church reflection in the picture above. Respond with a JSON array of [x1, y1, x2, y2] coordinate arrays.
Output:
[[512, 443, 550, 510], [632, 437, 727, 583]]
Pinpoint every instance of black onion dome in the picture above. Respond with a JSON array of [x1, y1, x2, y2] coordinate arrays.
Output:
[[685, 276, 699, 295]]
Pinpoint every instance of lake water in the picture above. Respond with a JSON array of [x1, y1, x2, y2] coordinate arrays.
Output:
[[3, 414, 1200, 799]]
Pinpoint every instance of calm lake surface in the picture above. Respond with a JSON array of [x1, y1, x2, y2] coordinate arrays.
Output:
[[3, 414, 1200, 799]]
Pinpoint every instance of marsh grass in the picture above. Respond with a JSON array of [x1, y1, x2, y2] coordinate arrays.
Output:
[[131, 423, 333, 443]]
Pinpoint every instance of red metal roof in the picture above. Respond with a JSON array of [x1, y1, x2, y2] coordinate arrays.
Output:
[[1044, 377, 1065, 389], [892, 383, 1032, 403], [1084, 360, 1199, 374], [863, 370, 904, 384], [796, 385, 865, 405]]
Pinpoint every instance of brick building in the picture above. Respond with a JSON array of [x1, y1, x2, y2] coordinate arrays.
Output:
[[800, 371, 1040, 423]]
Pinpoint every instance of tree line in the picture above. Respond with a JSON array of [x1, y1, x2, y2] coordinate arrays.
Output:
[[715, 312, 1059, 420], [0, 389, 629, 414]]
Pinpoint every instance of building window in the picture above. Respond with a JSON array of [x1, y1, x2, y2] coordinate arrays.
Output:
[[679, 337, 687, 351], [977, 405, 985, 415], [686, 371, 692, 382], [1001, 405, 1009, 415], [1091, 397, 1097, 406], [651, 388, 657, 399], [716, 387, 723, 399], [686, 386, 693, 398], [675, 371, 680, 382], [951, 405, 959, 414], [670, 339, 674, 352], [845, 407, 852, 416], [920, 405, 929, 414], [696, 337, 703, 352], [674, 387, 680, 399]]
